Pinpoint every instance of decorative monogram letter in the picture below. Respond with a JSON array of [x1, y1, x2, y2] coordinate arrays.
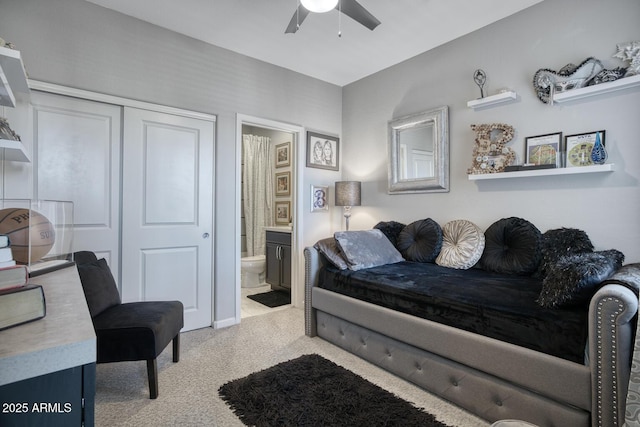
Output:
[[468, 123, 516, 175]]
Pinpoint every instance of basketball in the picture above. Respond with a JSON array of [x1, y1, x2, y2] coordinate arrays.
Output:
[[0, 208, 56, 264]]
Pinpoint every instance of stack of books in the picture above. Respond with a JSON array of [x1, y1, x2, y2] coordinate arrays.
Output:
[[0, 234, 46, 330]]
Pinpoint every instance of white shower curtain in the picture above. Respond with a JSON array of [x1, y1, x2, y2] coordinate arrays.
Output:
[[243, 134, 274, 257]]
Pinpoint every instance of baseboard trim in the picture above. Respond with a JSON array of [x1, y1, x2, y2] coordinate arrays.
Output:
[[214, 317, 239, 329]]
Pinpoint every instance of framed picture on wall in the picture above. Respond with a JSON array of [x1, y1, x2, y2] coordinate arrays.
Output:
[[311, 185, 328, 212], [525, 132, 562, 166], [306, 131, 339, 171], [275, 171, 291, 196], [565, 130, 606, 168], [275, 201, 290, 225], [275, 142, 291, 168]]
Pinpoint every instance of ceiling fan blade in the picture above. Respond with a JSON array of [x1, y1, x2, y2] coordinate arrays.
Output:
[[285, 5, 310, 34], [339, 0, 381, 31]]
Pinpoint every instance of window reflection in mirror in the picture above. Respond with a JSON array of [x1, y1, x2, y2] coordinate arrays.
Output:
[[398, 124, 434, 180]]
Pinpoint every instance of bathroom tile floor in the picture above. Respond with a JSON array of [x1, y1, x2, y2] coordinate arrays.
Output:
[[241, 284, 291, 318]]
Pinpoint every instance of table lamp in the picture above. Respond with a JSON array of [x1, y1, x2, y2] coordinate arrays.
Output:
[[335, 181, 361, 231]]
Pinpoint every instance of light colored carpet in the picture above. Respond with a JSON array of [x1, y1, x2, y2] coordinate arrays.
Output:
[[95, 307, 489, 426]]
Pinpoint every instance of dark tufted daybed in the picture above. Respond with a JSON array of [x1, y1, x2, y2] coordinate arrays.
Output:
[[304, 217, 640, 427]]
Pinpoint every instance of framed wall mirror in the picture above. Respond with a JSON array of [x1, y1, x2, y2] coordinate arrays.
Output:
[[388, 106, 449, 194]]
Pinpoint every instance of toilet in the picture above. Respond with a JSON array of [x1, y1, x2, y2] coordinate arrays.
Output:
[[241, 255, 266, 288]]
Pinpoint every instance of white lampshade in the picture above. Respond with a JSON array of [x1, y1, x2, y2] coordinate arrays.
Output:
[[301, 0, 339, 13]]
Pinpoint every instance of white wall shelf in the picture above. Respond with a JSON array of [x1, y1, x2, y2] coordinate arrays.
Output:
[[553, 74, 640, 104], [467, 91, 517, 110], [0, 46, 29, 108], [0, 46, 30, 163], [0, 138, 30, 162], [468, 163, 614, 180]]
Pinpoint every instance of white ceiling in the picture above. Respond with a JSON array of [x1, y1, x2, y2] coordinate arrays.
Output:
[[85, 0, 543, 87]]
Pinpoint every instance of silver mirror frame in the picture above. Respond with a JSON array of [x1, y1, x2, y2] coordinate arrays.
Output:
[[388, 106, 449, 194]]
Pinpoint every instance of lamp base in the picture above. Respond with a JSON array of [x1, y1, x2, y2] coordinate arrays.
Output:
[[343, 206, 352, 231]]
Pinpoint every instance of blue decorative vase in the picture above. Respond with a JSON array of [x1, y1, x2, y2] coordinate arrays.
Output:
[[590, 132, 607, 165]]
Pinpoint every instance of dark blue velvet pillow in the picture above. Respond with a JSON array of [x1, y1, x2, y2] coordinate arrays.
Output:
[[77, 258, 122, 318], [396, 219, 443, 263], [480, 217, 542, 275], [537, 250, 624, 308]]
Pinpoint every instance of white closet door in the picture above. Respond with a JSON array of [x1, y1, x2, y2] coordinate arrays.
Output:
[[32, 91, 122, 273], [121, 107, 214, 331]]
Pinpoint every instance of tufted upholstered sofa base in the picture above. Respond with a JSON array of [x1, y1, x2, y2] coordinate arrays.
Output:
[[316, 311, 588, 426], [304, 247, 638, 427]]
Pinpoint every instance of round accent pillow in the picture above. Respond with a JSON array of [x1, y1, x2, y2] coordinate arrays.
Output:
[[480, 217, 542, 275], [436, 220, 485, 269], [396, 218, 443, 263]]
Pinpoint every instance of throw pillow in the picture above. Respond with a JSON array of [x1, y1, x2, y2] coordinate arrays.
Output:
[[396, 218, 443, 263], [373, 220, 406, 248], [436, 219, 485, 269], [535, 227, 594, 278], [480, 217, 542, 275], [334, 229, 405, 271], [76, 258, 122, 318], [314, 237, 349, 270], [537, 249, 625, 308]]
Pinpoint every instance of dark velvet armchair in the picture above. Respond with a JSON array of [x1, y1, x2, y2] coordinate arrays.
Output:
[[74, 251, 184, 399]]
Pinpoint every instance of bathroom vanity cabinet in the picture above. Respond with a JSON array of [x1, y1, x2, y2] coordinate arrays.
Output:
[[265, 230, 291, 292]]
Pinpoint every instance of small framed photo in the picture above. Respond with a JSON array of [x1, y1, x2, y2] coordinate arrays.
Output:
[[275, 171, 291, 196], [525, 132, 562, 166], [311, 185, 329, 212], [275, 201, 290, 225], [565, 130, 606, 168], [307, 131, 339, 171], [275, 142, 290, 168]]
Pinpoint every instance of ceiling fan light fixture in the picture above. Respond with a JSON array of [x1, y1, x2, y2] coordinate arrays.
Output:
[[301, 0, 339, 13]]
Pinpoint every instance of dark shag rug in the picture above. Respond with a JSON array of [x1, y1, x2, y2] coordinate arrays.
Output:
[[219, 354, 453, 427], [247, 290, 290, 308]]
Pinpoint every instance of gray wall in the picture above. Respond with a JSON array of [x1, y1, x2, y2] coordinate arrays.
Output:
[[342, 0, 640, 262], [0, 0, 342, 324]]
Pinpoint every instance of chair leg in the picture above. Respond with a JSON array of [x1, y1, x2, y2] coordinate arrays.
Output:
[[173, 333, 180, 363], [146, 359, 158, 399]]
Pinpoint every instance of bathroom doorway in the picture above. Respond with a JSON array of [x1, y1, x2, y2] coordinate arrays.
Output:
[[235, 115, 304, 321]]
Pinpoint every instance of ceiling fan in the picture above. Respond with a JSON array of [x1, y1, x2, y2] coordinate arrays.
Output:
[[285, 0, 381, 34]]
